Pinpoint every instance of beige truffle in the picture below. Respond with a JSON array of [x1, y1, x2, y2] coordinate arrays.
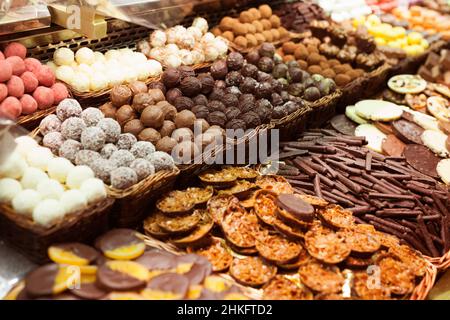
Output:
[[138, 127, 161, 144], [156, 136, 177, 154], [174, 109, 196, 129], [141, 106, 164, 128], [159, 120, 176, 137]]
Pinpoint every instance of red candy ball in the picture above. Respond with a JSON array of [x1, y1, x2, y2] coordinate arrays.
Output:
[[7, 75, 24, 98], [0, 97, 22, 120], [0, 83, 7, 102], [4, 42, 27, 59], [51, 83, 69, 104], [20, 94, 38, 115], [6, 56, 26, 76], [35, 65, 55, 87], [21, 71, 38, 93], [33, 86, 54, 110], [0, 60, 12, 82], [24, 58, 42, 73]]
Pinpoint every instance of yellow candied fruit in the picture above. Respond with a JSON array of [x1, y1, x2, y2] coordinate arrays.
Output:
[[106, 260, 150, 281], [104, 242, 146, 260], [407, 32, 422, 45], [392, 26, 406, 38], [187, 285, 203, 299], [223, 293, 249, 300], [176, 262, 193, 274], [108, 292, 144, 300], [48, 247, 89, 266], [53, 266, 74, 295], [374, 37, 386, 46], [388, 40, 402, 49], [141, 289, 181, 300], [421, 39, 429, 49], [367, 14, 381, 26], [204, 276, 229, 293]]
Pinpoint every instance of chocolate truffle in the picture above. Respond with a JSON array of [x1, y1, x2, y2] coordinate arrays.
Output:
[[147, 89, 165, 104], [180, 77, 202, 97], [110, 150, 135, 167], [141, 106, 164, 129], [207, 111, 227, 127], [174, 109, 196, 129], [43, 132, 64, 153], [258, 57, 274, 73], [192, 94, 208, 106], [75, 150, 101, 166], [56, 99, 82, 122], [226, 118, 246, 130], [259, 43, 276, 58], [59, 139, 82, 163], [225, 107, 241, 120], [161, 68, 181, 88], [239, 77, 258, 94], [111, 85, 132, 107], [166, 88, 183, 105], [111, 167, 138, 189], [130, 141, 155, 159], [40, 114, 61, 136], [174, 96, 194, 112], [130, 158, 155, 181], [246, 50, 261, 66], [210, 60, 228, 80], [208, 87, 225, 101], [159, 120, 176, 137], [61, 117, 86, 140], [124, 119, 145, 137], [99, 102, 117, 119], [156, 101, 177, 121], [81, 127, 106, 151], [90, 158, 115, 184], [148, 82, 166, 95], [198, 74, 215, 95], [227, 52, 245, 71], [156, 136, 177, 154], [132, 93, 154, 113], [100, 143, 118, 159], [192, 105, 209, 119], [116, 133, 137, 150], [146, 151, 175, 171], [129, 81, 148, 95], [171, 128, 194, 143], [80, 107, 104, 127], [239, 94, 256, 112], [242, 111, 261, 128], [97, 118, 121, 143], [116, 105, 136, 125], [225, 71, 244, 87], [138, 128, 161, 145], [208, 100, 226, 113], [172, 141, 199, 163]]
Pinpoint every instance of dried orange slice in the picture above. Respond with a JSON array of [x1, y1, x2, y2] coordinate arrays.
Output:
[[96, 229, 146, 260], [97, 261, 149, 292], [104, 242, 146, 260], [48, 243, 98, 266]]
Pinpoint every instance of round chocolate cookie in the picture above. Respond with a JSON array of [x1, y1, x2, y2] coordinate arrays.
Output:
[[330, 114, 357, 136], [144, 273, 190, 299], [276, 194, 314, 222], [404, 144, 440, 178], [392, 119, 424, 144], [25, 264, 60, 297], [95, 228, 145, 260], [97, 261, 148, 291]]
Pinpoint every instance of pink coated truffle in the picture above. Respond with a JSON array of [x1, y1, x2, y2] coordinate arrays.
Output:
[[33, 86, 55, 110], [20, 94, 38, 115], [20, 71, 38, 93], [0, 60, 12, 82], [6, 75, 24, 98], [24, 58, 42, 73], [4, 43, 27, 59], [6, 56, 26, 76], [0, 84, 7, 103], [0, 51, 4, 60], [0, 97, 22, 120], [51, 83, 69, 104], [35, 65, 55, 87]]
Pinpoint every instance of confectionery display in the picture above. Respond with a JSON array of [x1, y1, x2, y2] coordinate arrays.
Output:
[[213, 5, 289, 50], [0, 42, 69, 120], [0, 136, 107, 226], [2, 0, 450, 302], [51, 47, 162, 93], [38, 99, 176, 189], [138, 18, 228, 68], [5, 228, 249, 300], [144, 166, 429, 299]]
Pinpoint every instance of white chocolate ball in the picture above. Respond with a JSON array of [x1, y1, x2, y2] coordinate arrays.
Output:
[[80, 178, 106, 204], [204, 46, 219, 62], [47, 157, 74, 183], [71, 72, 91, 92], [13, 189, 41, 215], [165, 44, 179, 56], [141, 60, 162, 79], [104, 50, 121, 61], [55, 66, 75, 83], [21, 167, 48, 189], [90, 72, 109, 91], [106, 68, 124, 87], [54, 48, 75, 66], [60, 189, 87, 214], [166, 29, 178, 44], [213, 38, 228, 56], [0, 152, 28, 179], [77, 63, 94, 77], [151, 30, 167, 47], [119, 48, 134, 57], [191, 50, 205, 64], [164, 54, 182, 68], [46, 61, 58, 73], [124, 67, 139, 83], [192, 17, 208, 34], [93, 51, 106, 63], [66, 165, 94, 189], [179, 49, 195, 66], [177, 33, 195, 50], [26, 146, 53, 171], [37, 179, 64, 200], [187, 26, 202, 41], [32, 199, 65, 226], [201, 32, 215, 44], [149, 47, 166, 60], [75, 47, 95, 65], [15, 136, 38, 154], [0, 178, 22, 204], [132, 52, 148, 65]]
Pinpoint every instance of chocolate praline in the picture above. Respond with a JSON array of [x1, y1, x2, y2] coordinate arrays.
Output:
[[210, 60, 228, 80], [242, 111, 261, 128], [241, 64, 259, 79], [132, 93, 154, 113], [129, 81, 148, 95], [123, 119, 145, 137], [225, 107, 241, 120], [207, 111, 227, 127], [148, 82, 166, 95], [111, 85, 132, 107], [99, 102, 117, 119], [225, 71, 243, 87], [197, 74, 215, 95], [166, 88, 182, 105], [208, 100, 226, 113], [209, 87, 225, 101], [226, 118, 246, 130], [180, 76, 202, 97], [174, 96, 194, 112], [246, 50, 260, 66], [192, 94, 208, 106], [161, 68, 181, 88], [226, 52, 244, 71], [255, 82, 272, 99], [116, 105, 136, 126], [222, 94, 239, 108], [192, 105, 209, 119]]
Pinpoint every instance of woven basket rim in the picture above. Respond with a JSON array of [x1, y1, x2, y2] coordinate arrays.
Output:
[[0, 197, 114, 236]]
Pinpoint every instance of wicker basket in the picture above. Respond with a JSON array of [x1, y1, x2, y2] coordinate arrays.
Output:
[[427, 250, 450, 271], [306, 90, 343, 129], [0, 198, 114, 264], [271, 105, 312, 141], [16, 106, 57, 131]]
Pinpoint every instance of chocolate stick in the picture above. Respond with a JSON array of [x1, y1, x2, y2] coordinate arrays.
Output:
[[313, 174, 322, 198], [311, 155, 337, 178], [417, 215, 439, 257], [365, 152, 372, 171]]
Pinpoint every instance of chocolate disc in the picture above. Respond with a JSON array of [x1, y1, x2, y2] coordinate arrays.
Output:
[[97, 262, 147, 292], [330, 114, 357, 136], [382, 134, 406, 157], [404, 144, 440, 178], [374, 121, 394, 135], [70, 282, 107, 300], [25, 264, 59, 298], [51, 243, 99, 264], [401, 111, 415, 122], [95, 228, 145, 259], [392, 119, 424, 144], [145, 273, 190, 298], [438, 120, 450, 135], [276, 194, 314, 222], [134, 250, 178, 271]]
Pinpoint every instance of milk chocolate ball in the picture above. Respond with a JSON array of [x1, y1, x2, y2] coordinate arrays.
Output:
[[132, 93, 154, 113], [157, 101, 177, 121], [156, 136, 177, 154], [174, 96, 194, 112], [198, 74, 215, 95], [147, 89, 165, 104], [99, 102, 117, 119], [116, 105, 136, 125], [123, 119, 144, 137], [138, 128, 161, 144], [166, 88, 182, 105], [129, 81, 148, 95], [141, 106, 164, 128], [111, 85, 132, 107], [148, 82, 166, 94], [180, 76, 202, 97], [161, 68, 181, 88], [210, 60, 228, 80], [159, 120, 176, 137], [174, 109, 196, 129]]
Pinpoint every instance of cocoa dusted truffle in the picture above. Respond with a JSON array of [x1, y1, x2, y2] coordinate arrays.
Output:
[[110, 149, 135, 167], [123, 119, 145, 137], [225, 71, 243, 87], [141, 106, 164, 129], [130, 158, 155, 181], [56, 99, 82, 122], [222, 94, 239, 108], [242, 111, 261, 128], [39, 114, 62, 136], [180, 76, 202, 97], [75, 149, 101, 166], [161, 68, 181, 88], [90, 158, 114, 184], [208, 100, 226, 113], [43, 132, 64, 153], [146, 151, 175, 171], [226, 119, 246, 130], [193, 94, 208, 106], [259, 42, 276, 58], [174, 109, 196, 129], [100, 143, 118, 159], [192, 105, 209, 119], [138, 128, 161, 145], [246, 50, 261, 66], [166, 88, 182, 105], [227, 52, 245, 71], [174, 96, 194, 112], [97, 118, 121, 143], [225, 107, 241, 120], [81, 127, 106, 151], [241, 64, 259, 78], [198, 74, 215, 95], [132, 93, 154, 113], [111, 85, 132, 107], [59, 139, 82, 163], [210, 60, 228, 80], [99, 102, 117, 119], [116, 105, 136, 125], [207, 111, 227, 127], [129, 81, 148, 95], [130, 141, 155, 158], [61, 117, 86, 140], [111, 167, 138, 189], [116, 133, 137, 150]]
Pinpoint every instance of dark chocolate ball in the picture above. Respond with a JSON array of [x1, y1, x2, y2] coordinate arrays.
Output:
[[226, 118, 246, 130], [161, 68, 181, 88], [257, 71, 272, 83], [198, 74, 215, 95], [259, 43, 276, 58], [258, 57, 275, 73], [288, 83, 305, 96], [272, 64, 288, 79], [239, 94, 256, 113], [283, 101, 299, 114], [304, 87, 321, 101], [166, 88, 182, 105], [226, 52, 245, 71], [193, 94, 208, 106], [272, 105, 289, 119], [225, 107, 241, 120], [270, 93, 283, 106], [241, 64, 259, 78], [111, 85, 132, 107], [207, 111, 227, 127], [180, 76, 202, 97], [174, 96, 194, 112], [225, 71, 243, 87], [255, 82, 272, 99], [192, 105, 209, 119], [239, 77, 257, 94], [225, 86, 241, 95], [246, 50, 260, 65], [209, 87, 225, 101], [148, 81, 166, 94], [210, 60, 228, 80], [178, 65, 195, 78], [241, 111, 261, 128], [222, 94, 239, 108], [207, 100, 226, 113], [288, 67, 305, 83], [215, 80, 227, 89]]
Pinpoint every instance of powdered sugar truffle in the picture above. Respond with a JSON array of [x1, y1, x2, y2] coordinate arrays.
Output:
[[26, 147, 53, 171], [81, 126, 106, 151], [61, 117, 86, 140], [146, 151, 175, 171], [81, 107, 104, 126], [130, 141, 155, 159], [151, 30, 167, 47], [0, 152, 27, 179], [80, 178, 106, 204], [20, 167, 48, 189], [13, 189, 41, 216], [100, 143, 118, 159], [33, 199, 65, 226], [60, 189, 87, 214], [116, 133, 137, 150], [59, 139, 82, 163], [43, 131, 64, 153], [56, 99, 82, 121], [47, 157, 74, 183], [97, 118, 121, 143], [39, 114, 62, 136], [66, 165, 94, 189], [110, 149, 135, 167], [75, 149, 101, 166], [90, 158, 115, 184], [130, 158, 155, 181], [37, 179, 64, 200], [0, 178, 22, 204], [14, 136, 38, 157], [111, 167, 138, 189]]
